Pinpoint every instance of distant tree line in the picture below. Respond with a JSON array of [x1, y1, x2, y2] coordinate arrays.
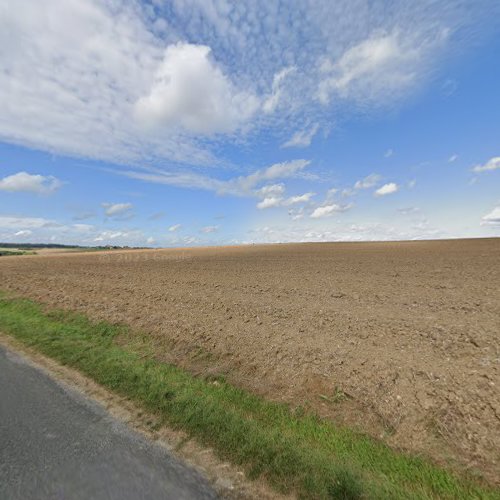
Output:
[[0, 243, 144, 250]]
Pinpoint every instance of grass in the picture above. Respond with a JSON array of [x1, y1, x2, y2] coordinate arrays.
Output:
[[0, 293, 497, 499], [0, 249, 34, 256]]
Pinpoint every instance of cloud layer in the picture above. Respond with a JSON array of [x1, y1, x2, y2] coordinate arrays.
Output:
[[0, 0, 489, 174], [0, 172, 62, 194]]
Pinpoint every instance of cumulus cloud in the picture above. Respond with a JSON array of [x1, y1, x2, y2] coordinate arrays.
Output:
[[282, 124, 319, 148], [481, 207, 500, 225], [310, 203, 352, 218], [283, 193, 315, 205], [102, 202, 133, 217], [472, 157, 500, 173], [135, 43, 259, 134], [93, 230, 142, 242], [0, 0, 481, 174], [257, 197, 282, 209], [0, 0, 218, 167], [256, 190, 315, 209], [354, 173, 381, 190], [0, 172, 62, 194], [374, 182, 399, 196], [168, 224, 182, 232]]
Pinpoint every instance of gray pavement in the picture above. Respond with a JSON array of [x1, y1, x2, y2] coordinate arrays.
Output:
[[0, 345, 218, 499]]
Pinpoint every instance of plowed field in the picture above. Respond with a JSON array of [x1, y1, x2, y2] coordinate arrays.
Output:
[[1, 238, 499, 483]]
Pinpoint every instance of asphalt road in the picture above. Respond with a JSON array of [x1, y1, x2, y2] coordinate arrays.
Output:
[[0, 345, 218, 500]]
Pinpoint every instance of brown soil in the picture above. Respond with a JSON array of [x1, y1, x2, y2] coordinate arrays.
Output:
[[1, 239, 499, 483]]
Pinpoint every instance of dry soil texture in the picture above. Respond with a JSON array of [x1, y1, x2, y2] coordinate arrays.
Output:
[[1, 239, 499, 483]]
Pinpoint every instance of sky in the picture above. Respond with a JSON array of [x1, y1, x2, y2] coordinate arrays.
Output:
[[1, 0, 500, 247]]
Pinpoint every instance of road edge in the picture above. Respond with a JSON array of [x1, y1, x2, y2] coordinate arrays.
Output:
[[0, 332, 289, 500]]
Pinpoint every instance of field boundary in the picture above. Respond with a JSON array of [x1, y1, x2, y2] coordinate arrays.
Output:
[[0, 332, 284, 500], [0, 293, 497, 499]]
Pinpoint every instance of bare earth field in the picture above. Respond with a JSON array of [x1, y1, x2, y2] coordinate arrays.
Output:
[[1, 239, 499, 483]]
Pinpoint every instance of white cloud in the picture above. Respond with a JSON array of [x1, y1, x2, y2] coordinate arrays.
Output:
[[135, 43, 260, 134], [256, 184, 286, 197], [283, 193, 315, 205], [146, 236, 156, 244], [310, 203, 352, 218], [14, 230, 32, 237], [0, 216, 55, 229], [317, 30, 445, 105], [0, 0, 218, 167], [0, 172, 62, 194], [256, 190, 315, 209], [384, 149, 394, 158], [374, 182, 399, 196], [408, 179, 417, 189], [288, 207, 305, 220], [93, 230, 142, 243], [0, 0, 476, 174], [232, 159, 310, 194], [168, 224, 182, 232], [341, 188, 355, 197], [448, 154, 459, 162], [201, 225, 218, 233], [481, 207, 500, 225], [122, 159, 311, 198], [472, 157, 500, 173], [354, 173, 381, 189], [326, 187, 338, 197], [0, 213, 153, 247], [282, 124, 319, 148], [247, 219, 448, 244], [102, 202, 133, 217], [262, 66, 296, 113], [257, 197, 282, 209]]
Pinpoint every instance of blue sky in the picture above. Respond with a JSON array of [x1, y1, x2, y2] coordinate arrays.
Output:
[[1, 0, 499, 247]]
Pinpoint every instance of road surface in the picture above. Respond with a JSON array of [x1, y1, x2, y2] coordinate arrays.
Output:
[[0, 345, 218, 499]]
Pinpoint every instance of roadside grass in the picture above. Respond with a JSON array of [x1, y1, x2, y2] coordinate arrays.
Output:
[[0, 294, 497, 499]]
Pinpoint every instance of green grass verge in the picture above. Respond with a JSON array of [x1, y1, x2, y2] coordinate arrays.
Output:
[[0, 294, 497, 499], [0, 250, 33, 256]]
